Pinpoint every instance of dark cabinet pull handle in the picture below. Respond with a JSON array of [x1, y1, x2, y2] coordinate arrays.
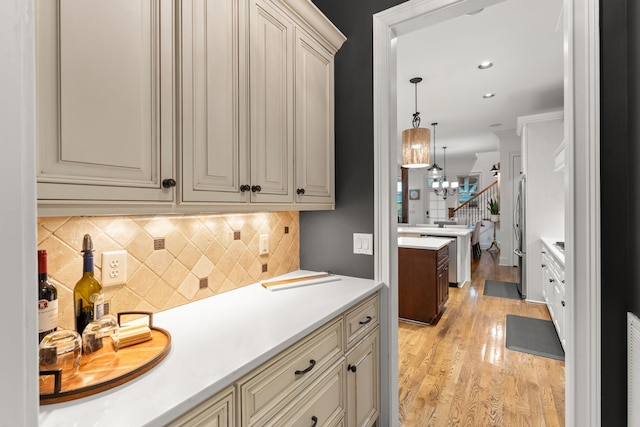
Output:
[[348, 364, 357, 373], [162, 178, 176, 188], [297, 188, 305, 195], [359, 316, 372, 325], [542, 251, 546, 254], [311, 416, 318, 427], [251, 185, 262, 192], [240, 185, 250, 192], [562, 280, 565, 284], [294, 359, 316, 375], [562, 300, 565, 307], [549, 278, 554, 283], [541, 264, 546, 267]]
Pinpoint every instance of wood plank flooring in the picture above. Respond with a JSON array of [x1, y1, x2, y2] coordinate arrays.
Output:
[[398, 250, 565, 426]]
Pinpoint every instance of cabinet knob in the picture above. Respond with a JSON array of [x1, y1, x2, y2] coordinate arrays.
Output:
[[251, 185, 262, 193], [240, 185, 250, 192], [348, 364, 357, 373], [549, 278, 554, 283], [297, 188, 305, 195], [162, 178, 176, 188], [541, 264, 546, 268], [562, 300, 565, 307]]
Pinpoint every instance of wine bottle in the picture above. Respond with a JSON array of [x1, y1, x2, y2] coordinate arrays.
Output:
[[38, 249, 58, 343], [74, 234, 104, 335]]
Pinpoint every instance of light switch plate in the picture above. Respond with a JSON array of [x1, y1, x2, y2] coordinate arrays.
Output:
[[259, 234, 269, 255], [353, 233, 374, 255], [102, 250, 127, 286]]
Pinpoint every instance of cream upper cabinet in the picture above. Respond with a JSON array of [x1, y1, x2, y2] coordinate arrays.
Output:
[[249, 0, 295, 203], [36, 0, 345, 214], [180, 0, 248, 203], [294, 28, 335, 204], [36, 0, 175, 203]]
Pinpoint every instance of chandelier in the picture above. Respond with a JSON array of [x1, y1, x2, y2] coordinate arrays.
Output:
[[432, 146, 458, 199]]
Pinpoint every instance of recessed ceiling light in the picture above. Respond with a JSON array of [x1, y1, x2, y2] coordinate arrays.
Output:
[[489, 123, 502, 127], [478, 61, 493, 70], [483, 93, 495, 99], [467, 8, 484, 15]]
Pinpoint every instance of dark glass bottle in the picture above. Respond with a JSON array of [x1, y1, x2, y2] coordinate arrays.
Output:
[[38, 250, 58, 343], [73, 234, 104, 335]]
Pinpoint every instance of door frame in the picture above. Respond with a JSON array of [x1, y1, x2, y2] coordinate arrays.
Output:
[[373, 0, 601, 425]]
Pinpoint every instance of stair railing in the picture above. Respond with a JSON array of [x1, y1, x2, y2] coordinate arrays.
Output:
[[448, 181, 499, 225]]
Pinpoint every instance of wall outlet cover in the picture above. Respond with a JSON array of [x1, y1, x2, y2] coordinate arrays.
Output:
[[102, 250, 127, 286]]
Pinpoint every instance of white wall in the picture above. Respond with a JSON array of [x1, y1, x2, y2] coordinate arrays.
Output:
[[497, 130, 522, 266], [0, 0, 39, 424]]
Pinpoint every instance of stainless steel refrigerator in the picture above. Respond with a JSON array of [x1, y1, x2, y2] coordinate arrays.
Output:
[[513, 175, 526, 298]]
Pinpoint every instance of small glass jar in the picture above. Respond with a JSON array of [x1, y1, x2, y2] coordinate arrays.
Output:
[[39, 329, 82, 381], [82, 315, 120, 365]]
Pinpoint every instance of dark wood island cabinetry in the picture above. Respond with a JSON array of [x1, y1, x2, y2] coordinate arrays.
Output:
[[398, 242, 450, 325]]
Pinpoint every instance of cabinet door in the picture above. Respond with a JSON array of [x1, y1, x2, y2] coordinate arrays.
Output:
[[346, 329, 379, 427], [249, 0, 294, 203], [167, 386, 235, 427], [36, 0, 174, 202], [180, 0, 249, 203], [436, 262, 449, 313], [294, 28, 335, 205]]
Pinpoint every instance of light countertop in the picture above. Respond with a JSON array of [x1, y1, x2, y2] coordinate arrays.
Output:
[[398, 226, 473, 237], [541, 237, 565, 266], [398, 236, 453, 250], [39, 271, 381, 427]]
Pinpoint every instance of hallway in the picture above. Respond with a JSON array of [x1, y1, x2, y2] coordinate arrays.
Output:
[[398, 250, 565, 426]]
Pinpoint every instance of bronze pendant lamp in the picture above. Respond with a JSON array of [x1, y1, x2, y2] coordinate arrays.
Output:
[[401, 77, 430, 168]]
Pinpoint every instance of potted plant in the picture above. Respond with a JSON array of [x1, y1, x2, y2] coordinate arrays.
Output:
[[488, 198, 500, 222]]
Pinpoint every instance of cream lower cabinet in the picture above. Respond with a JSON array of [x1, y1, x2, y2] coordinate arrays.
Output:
[[541, 245, 566, 350], [36, 0, 175, 204], [172, 294, 380, 427], [167, 386, 235, 427]]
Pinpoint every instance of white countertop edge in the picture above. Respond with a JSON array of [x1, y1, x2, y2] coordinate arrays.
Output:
[[39, 271, 382, 427], [398, 226, 473, 237], [541, 237, 565, 266], [398, 236, 453, 250]]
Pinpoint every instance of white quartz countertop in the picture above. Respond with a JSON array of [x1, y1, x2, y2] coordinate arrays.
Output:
[[39, 271, 381, 427], [398, 226, 473, 237], [541, 237, 565, 266], [398, 236, 453, 250]]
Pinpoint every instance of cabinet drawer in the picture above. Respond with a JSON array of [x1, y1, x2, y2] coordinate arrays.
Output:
[[240, 318, 344, 426], [436, 246, 449, 267], [344, 294, 379, 349], [167, 386, 235, 427], [263, 361, 345, 427]]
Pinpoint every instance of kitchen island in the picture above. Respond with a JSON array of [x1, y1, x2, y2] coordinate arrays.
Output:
[[38, 272, 381, 426], [398, 226, 473, 287], [398, 237, 452, 325]]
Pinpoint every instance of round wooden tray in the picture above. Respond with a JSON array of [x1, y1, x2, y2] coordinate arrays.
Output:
[[39, 312, 171, 405]]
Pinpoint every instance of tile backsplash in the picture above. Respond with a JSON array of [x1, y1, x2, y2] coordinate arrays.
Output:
[[38, 212, 300, 330]]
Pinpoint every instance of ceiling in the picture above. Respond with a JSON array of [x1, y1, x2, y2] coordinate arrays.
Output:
[[396, 0, 564, 163]]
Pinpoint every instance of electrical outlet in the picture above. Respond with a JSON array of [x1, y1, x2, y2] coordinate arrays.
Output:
[[102, 250, 127, 286], [259, 234, 269, 255]]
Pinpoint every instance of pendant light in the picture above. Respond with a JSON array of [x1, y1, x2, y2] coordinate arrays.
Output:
[[401, 77, 430, 168], [427, 122, 443, 179]]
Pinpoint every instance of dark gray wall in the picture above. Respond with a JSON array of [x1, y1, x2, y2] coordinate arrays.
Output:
[[300, 0, 406, 278], [601, 0, 630, 425]]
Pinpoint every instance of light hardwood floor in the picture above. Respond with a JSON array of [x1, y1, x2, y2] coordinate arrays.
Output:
[[398, 250, 565, 426]]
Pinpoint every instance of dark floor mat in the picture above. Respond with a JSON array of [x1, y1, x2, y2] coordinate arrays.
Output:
[[505, 314, 565, 361], [483, 280, 522, 300]]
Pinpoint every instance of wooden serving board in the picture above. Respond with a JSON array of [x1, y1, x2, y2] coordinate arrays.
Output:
[[39, 326, 171, 405]]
